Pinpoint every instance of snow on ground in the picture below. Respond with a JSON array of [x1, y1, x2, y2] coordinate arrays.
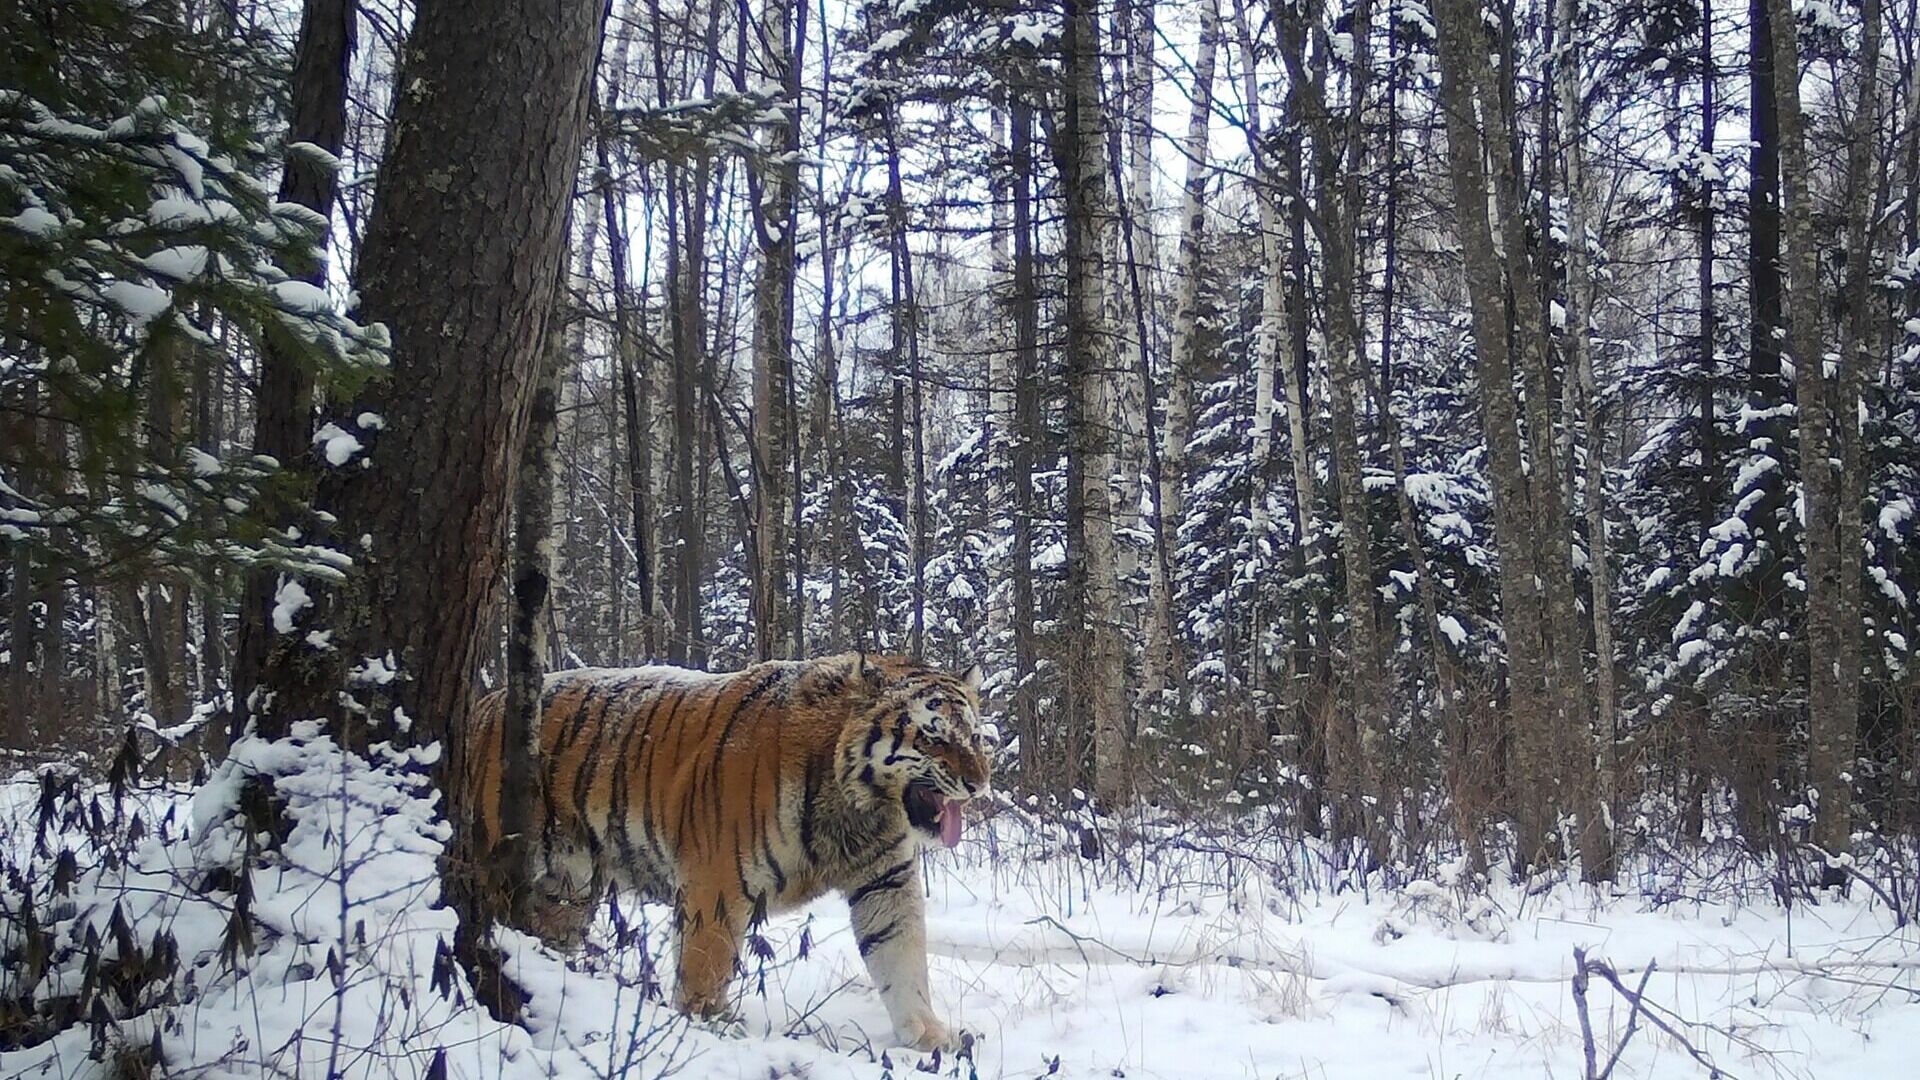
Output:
[[4, 759, 1918, 1080]]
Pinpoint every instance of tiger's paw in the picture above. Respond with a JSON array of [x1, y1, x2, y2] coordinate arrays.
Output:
[[690, 1011, 747, 1040], [894, 1013, 959, 1053]]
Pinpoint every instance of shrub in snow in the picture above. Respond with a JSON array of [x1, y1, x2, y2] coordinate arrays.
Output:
[[0, 726, 695, 1078]]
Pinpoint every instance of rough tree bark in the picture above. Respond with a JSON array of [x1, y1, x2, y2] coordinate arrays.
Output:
[[246, 0, 601, 1017], [1697, 0, 1719, 546], [1776, 0, 1877, 882], [1432, 0, 1563, 871], [142, 340, 188, 728], [1059, 0, 1131, 809]]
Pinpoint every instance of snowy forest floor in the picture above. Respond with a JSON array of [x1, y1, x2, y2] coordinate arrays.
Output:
[[3, 747, 1918, 1080]]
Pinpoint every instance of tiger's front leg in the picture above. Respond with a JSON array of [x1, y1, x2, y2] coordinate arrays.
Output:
[[845, 854, 955, 1052], [673, 880, 748, 1018]]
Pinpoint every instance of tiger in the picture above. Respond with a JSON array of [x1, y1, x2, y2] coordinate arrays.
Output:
[[462, 652, 992, 1051]]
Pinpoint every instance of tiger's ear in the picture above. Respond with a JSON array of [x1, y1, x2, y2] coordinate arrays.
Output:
[[959, 663, 984, 692], [853, 651, 881, 690]]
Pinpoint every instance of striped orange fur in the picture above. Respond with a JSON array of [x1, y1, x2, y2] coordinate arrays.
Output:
[[463, 652, 990, 1050]]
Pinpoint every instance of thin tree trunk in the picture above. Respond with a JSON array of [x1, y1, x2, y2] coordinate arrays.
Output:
[[1697, 0, 1718, 547], [1559, 0, 1619, 878], [1799, 0, 1881, 881], [1228, 0, 1283, 728], [1009, 90, 1042, 788], [143, 341, 188, 727], [1276, 0, 1383, 853], [988, 102, 1014, 665], [1766, 0, 1847, 882], [229, 0, 355, 745], [193, 323, 225, 704], [884, 107, 928, 657], [1154, 0, 1218, 703], [813, 22, 844, 652], [38, 388, 68, 720], [6, 381, 37, 744], [1748, 0, 1784, 398], [749, 0, 800, 660], [492, 269, 567, 929]]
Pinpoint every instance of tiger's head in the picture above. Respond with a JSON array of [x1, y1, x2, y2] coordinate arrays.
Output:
[[838, 655, 993, 849]]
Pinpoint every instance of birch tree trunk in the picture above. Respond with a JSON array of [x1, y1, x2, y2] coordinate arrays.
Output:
[[1153, 0, 1219, 701]]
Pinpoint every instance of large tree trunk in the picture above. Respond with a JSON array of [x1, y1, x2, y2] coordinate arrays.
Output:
[[262, 0, 599, 1013], [1059, 0, 1131, 809], [1465, 0, 1608, 878], [229, 0, 355, 745], [1432, 0, 1561, 872], [254, 0, 599, 737], [245, 6, 600, 1015]]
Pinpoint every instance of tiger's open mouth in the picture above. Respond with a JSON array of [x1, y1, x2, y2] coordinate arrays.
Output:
[[903, 779, 965, 848]]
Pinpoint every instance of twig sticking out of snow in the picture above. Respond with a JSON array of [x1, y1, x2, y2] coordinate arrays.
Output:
[[1575, 947, 1739, 1080], [1573, 946, 1659, 1080]]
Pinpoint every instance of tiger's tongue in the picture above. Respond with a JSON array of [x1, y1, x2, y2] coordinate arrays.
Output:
[[938, 799, 963, 848]]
